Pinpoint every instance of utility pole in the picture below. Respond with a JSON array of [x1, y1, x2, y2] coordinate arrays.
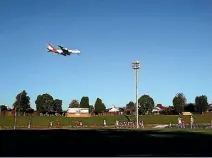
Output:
[[132, 61, 140, 129]]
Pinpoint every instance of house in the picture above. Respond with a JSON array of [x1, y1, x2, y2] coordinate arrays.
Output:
[[108, 106, 119, 112], [156, 104, 167, 110], [125, 106, 134, 115], [103, 106, 124, 116], [152, 104, 167, 114]]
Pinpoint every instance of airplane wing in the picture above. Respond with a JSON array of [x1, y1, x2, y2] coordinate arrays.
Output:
[[58, 45, 70, 54]]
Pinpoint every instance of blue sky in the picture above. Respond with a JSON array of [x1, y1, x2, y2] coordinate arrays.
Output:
[[0, 0, 212, 109]]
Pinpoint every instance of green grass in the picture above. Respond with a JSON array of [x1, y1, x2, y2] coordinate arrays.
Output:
[[1, 115, 212, 128], [139, 114, 212, 124], [0, 115, 126, 127]]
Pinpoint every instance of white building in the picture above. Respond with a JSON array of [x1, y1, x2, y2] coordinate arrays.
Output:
[[66, 108, 90, 117], [108, 106, 119, 112]]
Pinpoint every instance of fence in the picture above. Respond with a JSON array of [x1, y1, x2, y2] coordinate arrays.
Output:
[[0, 121, 144, 130], [90, 112, 122, 116], [0, 125, 114, 129], [1, 123, 212, 130], [0, 111, 41, 117], [203, 112, 212, 116]]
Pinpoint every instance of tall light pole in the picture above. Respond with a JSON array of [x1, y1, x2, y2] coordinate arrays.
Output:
[[132, 61, 140, 129], [14, 91, 23, 129]]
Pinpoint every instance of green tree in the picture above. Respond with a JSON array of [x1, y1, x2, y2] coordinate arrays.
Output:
[[195, 95, 209, 113], [126, 101, 135, 110], [80, 96, 90, 108], [89, 105, 94, 113], [0, 105, 7, 111], [25, 108, 34, 115], [0, 105, 8, 116], [173, 93, 186, 114], [35, 93, 54, 113], [94, 98, 106, 113], [138, 95, 155, 115], [125, 101, 135, 115], [53, 99, 63, 113], [13, 90, 30, 112], [69, 100, 80, 108], [184, 103, 195, 112]]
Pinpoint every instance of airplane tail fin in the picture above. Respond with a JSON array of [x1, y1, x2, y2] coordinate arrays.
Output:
[[47, 43, 57, 52]]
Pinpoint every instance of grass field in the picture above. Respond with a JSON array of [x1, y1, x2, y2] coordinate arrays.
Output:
[[2, 115, 212, 156], [1, 114, 212, 128], [2, 128, 212, 156]]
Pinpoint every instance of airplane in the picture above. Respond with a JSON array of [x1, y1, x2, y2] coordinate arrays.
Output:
[[47, 43, 81, 56]]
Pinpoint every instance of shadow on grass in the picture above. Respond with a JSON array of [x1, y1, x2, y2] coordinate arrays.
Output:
[[1, 129, 212, 156]]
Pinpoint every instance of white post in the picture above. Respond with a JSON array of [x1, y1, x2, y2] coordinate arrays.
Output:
[[132, 61, 140, 129], [136, 69, 139, 129]]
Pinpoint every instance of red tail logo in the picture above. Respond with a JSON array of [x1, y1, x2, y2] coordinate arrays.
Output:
[[47, 43, 57, 53]]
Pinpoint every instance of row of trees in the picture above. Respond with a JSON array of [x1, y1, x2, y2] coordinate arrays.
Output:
[[125, 93, 211, 115], [125, 95, 155, 115], [0, 90, 63, 114], [35, 93, 63, 114], [172, 93, 210, 114], [1, 90, 210, 115], [6, 90, 106, 114], [68, 97, 106, 113]]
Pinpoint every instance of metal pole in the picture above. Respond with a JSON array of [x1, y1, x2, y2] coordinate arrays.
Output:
[[136, 69, 139, 129], [132, 61, 140, 129]]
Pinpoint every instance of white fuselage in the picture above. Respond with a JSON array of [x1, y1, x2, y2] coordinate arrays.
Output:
[[56, 49, 80, 54], [57, 49, 80, 54]]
